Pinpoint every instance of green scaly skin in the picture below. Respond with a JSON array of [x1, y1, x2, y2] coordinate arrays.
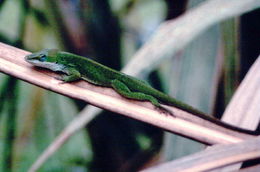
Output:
[[25, 49, 259, 135]]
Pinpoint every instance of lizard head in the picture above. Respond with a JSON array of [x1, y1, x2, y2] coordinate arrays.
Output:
[[25, 49, 62, 71], [25, 49, 59, 64]]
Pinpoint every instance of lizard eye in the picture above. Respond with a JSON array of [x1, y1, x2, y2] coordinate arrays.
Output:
[[39, 55, 47, 62]]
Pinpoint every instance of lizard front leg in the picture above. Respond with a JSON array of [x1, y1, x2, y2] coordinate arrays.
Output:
[[56, 68, 81, 82]]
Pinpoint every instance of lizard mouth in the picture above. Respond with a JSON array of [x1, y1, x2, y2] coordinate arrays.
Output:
[[25, 54, 34, 61], [25, 58, 49, 67], [25, 54, 41, 63]]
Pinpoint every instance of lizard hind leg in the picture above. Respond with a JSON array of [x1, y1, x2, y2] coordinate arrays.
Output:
[[111, 79, 160, 105], [111, 80, 174, 116]]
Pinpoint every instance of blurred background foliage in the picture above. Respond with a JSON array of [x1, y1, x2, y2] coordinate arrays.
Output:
[[0, 0, 259, 171]]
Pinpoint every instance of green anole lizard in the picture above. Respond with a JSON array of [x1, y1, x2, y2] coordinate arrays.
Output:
[[25, 49, 259, 135]]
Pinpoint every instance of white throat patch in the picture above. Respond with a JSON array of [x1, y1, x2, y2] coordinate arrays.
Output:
[[29, 60, 65, 72]]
